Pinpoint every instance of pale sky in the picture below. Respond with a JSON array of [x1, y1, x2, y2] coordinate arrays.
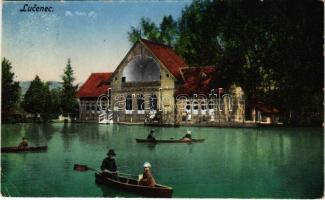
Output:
[[2, 0, 191, 84]]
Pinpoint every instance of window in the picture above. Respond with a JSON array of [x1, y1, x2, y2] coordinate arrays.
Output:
[[126, 94, 132, 110], [86, 103, 90, 111], [201, 100, 206, 115], [208, 100, 214, 109], [137, 94, 144, 110], [185, 101, 191, 111], [193, 102, 198, 110], [137, 94, 145, 114], [193, 100, 199, 115], [166, 74, 169, 78], [122, 77, 126, 82], [150, 94, 158, 110]]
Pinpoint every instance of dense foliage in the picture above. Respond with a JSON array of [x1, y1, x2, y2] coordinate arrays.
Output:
[[22, 76, 47, 117], [1, 58, 21, 117], [128, 0, 323, 125], [2, 58, 78, 122], [60, 59, 79, 117], [128, 15, 178, 46]]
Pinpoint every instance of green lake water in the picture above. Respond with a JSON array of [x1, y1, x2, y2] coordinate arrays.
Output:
[[1, 123, 323, 198]]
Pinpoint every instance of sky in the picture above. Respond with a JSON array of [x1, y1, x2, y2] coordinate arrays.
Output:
[[1, 0, 191, 84]]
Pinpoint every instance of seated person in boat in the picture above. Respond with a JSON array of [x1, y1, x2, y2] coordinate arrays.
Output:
[[101, 149, 118, 179], [147, 129, 156, 141], [139, 162, 156, 187], [181, 130, 192, 141], [18, 137, 28, 149]]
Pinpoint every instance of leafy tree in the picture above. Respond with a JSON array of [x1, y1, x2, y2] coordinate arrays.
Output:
[[159, 15, 178, 46], [129, 0, 323, 125], [128, 26, 142, 44], [1, 58, 20, 116], [128, 15, 178, 46], [174, 0, 323, 125], [41, 82, 52, 122], [60, 59, 79, 117], [50, 88, 61, 114], [22, 75, 46, 117]]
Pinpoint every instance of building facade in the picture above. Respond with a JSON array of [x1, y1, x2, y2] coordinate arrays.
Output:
[[77, 39, 246, 125], [76, 73, 112, 122]]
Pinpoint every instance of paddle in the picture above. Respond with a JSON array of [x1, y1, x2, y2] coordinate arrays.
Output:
[[73, 164, 138, 178], [73, 164, 96, 172]]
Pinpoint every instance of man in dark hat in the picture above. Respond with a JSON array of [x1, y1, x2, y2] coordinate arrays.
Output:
[[101, 149, 118, 179], [18, 137, 28, 149], [147, 129, 156, 141]]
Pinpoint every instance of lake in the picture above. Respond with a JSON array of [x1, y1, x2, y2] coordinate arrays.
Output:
[[1, 123, 323, 198]]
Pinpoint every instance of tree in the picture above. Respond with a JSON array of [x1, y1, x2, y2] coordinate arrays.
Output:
[[127, 16, 178, 46], [128, 0, 323, 125], [159, 15, 178, 46], [174, 0, 323, 125], [60, 59, 79, 117], [1, 58, 20, 116], [22, 75, 46, 117], [50, 88, 61, 114]]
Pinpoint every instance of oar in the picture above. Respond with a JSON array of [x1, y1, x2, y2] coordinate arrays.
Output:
[[73, 164, 138, 178], [73, 164, 96, 171]]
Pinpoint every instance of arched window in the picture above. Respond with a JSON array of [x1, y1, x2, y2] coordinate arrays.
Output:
[[201, 100, 206, 115], [122, 55, 160, 82], [150, 94, 157, 110], [137, 94, 144, 110], [126, 94, 132, 113], [193, 100, 199, 115], [185, 100, 191, 111]]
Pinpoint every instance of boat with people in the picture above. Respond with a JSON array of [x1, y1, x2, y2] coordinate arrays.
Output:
[[135, 138, 205, 143], [1, 145, 48, 153], [95, 172, 173, 198]]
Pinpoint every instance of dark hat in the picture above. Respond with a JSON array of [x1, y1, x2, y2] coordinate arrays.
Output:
[[107, 149, 116, 156], [22, 137, 27, 140]]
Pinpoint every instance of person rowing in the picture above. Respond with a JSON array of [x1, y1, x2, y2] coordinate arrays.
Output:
[[181, 130, 192, 141], [147, 129, 156, 141], [139, 162, 156, 187], [18, 137, 28, 149], [101, 149, 118, 179]]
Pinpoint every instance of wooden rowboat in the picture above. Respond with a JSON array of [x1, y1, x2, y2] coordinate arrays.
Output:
[[1, 146, 48, 153], [95, 172, 173, 198], [136, 138, 205, 143]]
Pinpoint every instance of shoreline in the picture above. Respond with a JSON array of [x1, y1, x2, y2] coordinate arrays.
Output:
[[1, 121, 322, 128]]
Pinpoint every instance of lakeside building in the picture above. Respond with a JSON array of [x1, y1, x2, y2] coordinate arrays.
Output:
[[77, 39, 247, 125], [76, 73, 112, 122]]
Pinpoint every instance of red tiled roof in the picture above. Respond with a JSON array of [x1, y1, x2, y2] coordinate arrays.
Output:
[[175, 66, 220, 96], [254, 101, 280, 114], [141, 39, 187, 80], [76, 73, 112, 98]]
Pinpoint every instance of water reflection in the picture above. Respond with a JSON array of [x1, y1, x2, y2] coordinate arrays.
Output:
[[1, 124, 323, 198], [24, 123, 55, 146], [61, 123, 80, 150], [96, 182, 139, 198]]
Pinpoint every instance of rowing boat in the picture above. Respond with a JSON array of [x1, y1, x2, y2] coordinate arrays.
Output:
[[135, 138, 205, 143], [1, 146, 48, 153], [95, 172, 173, 198]]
